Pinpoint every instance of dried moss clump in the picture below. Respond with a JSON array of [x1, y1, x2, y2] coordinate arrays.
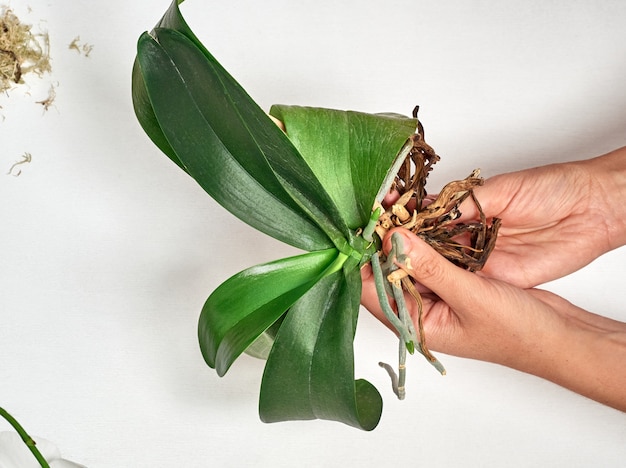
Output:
[[0, 7, 51, 93]]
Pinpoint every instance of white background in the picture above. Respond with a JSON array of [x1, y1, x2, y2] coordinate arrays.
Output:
[[1, 0, 625, 466]]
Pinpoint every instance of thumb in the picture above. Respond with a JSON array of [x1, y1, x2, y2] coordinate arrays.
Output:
[[384, 228, 486, 313]]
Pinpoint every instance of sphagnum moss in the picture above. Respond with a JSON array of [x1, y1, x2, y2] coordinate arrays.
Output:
[[0, 6, 51, 93]]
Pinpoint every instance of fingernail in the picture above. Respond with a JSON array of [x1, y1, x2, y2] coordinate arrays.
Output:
[[383, 228, 414, 255], [360, 263, 373, 280]]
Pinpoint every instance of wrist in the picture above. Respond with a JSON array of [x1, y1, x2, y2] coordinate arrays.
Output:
[[577, 146, 626, 251], [503, 292, 626, 411]]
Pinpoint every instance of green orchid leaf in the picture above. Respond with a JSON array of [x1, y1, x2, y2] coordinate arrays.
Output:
[[131, 0, 190, 171], [199, 249, 342, 376], [131, 58, 183, 170], [259, 266, 382, 431], [136, 29, 338, 251], [149, 1, 352, 246], [133, 0, 357, 251], [270, 105, 417, 229], [243, 315, 285, 360]]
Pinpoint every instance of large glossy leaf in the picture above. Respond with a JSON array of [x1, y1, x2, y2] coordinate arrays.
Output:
[[135, 30, 337, 251], [270, 105, 417, 229], [130, 1, 193, 171], [148, 2, 352, 248], [131, 58, 183, 169], [259, 266, 382, 431], [133, 0, 367, 253], [199, 249, 341, 375]]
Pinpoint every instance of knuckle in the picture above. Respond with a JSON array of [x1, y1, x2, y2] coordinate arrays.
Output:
[[409, 251, 446, 284]]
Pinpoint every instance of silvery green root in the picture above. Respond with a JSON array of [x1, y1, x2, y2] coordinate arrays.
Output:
[[372, 232, 446, 399]]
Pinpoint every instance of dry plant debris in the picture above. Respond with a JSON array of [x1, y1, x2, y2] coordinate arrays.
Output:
[[68, 36, 93, 57], [7, 151, 32, 176], [375, 107, 501, 365], [36, 82, 57, 111], [0, 6, 51, 93], [376, 107, 501, 272]]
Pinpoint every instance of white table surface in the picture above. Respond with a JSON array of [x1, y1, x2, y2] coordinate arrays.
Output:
[[1, 1, 625, 466]]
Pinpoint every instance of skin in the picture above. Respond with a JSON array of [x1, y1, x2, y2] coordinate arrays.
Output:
[[361, 146, 626, 412]]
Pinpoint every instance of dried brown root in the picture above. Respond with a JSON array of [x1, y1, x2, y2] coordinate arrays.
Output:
[[376, 109, 500, 272], [376, 108, 501, 364]]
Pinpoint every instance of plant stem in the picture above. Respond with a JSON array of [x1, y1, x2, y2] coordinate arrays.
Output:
[[362, 207, 382, 243], [321, 251, 348, 278], [0, 407, 50, 468]]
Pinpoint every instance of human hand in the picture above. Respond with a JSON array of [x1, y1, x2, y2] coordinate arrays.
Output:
[[456, 147, 626, 288], [361, 229, 568, 366], [361, 228, 626, 411]]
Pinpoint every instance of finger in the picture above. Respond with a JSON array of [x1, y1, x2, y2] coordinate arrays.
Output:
[[456, 173, 512, 222], [360, 264, 379, 314], [361, 259, 433, 309], [382, 190, 400, 206], [383, 228, 489, 315]]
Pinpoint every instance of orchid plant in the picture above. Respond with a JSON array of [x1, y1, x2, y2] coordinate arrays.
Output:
[[132, 0, 498, 430]]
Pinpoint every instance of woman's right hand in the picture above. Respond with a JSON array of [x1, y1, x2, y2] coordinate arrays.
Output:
[[360, 228, 626, 412]]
